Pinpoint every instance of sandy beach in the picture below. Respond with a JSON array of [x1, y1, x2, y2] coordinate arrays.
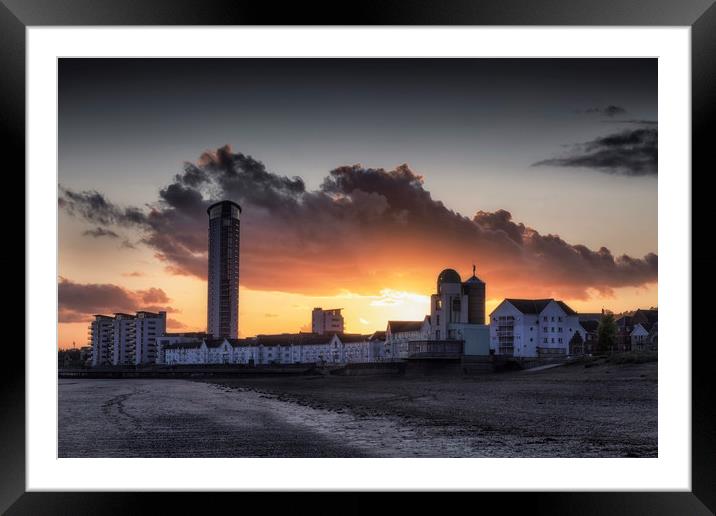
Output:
[[59, 360, 657, 458]]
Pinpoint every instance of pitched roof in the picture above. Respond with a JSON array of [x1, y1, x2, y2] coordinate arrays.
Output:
[[163, 341, 202, 350], [337, 333, 370, 343], [504, 299, 576, 316], [578, 313, 603, 322], [369, 331, 387, 341], [225, 338, 255, 347], [555, 301, 577, 316], [579, 320, 599, 332], [633, 309, 658, 325], [255, 333, 332, 346], [388, 321, 424, 333], [162, 331, 208, 338]]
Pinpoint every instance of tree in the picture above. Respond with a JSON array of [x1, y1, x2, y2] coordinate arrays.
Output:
[[597, 313, 617, 354]]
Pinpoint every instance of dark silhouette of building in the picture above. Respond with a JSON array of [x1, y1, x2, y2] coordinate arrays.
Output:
[[207, 200, 241, 338]]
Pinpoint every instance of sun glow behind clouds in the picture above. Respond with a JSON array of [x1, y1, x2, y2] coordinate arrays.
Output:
[[238, 287, 431, 337], [57, 280, 656, 348]]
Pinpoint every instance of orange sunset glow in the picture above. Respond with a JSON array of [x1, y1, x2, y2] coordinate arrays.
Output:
[[58, 59, 657, 349]]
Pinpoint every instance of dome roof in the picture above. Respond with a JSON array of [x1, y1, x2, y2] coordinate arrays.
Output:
[[437, 268, 461, 285]]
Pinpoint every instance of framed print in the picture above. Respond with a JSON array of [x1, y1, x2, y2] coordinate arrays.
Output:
[[4, 0, 714, 513]]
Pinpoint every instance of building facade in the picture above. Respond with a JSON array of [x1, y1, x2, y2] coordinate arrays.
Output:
[[489, 299, 586, 358], [207, 200, 241, 339], [429, 268, 486, 336], [155, 331, 206, 364], [112, 313, 137, 366], [161, 333, 375, 366], [89, 311, 167, 366], [387, 320, 429, 359], [311, 307, 345, 335], [90, 314, 114, 367], [134, 311, 167, 365]]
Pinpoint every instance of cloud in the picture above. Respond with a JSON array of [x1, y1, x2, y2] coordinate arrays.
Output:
[[137, 287, 171, 304], [58, 277, 177, 323], [59, 145, 657, 300], [83, 227, 119, 239], [167, 318, 188, 330], [582, 105, 627, 117], [532, 128, 657, 176], [122, 271, 145, 277]]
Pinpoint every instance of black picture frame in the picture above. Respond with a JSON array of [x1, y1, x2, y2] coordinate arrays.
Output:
[[4, 1, 713, 513]]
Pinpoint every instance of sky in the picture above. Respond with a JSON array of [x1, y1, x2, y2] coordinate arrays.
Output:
[[57, 58, 658, 349]]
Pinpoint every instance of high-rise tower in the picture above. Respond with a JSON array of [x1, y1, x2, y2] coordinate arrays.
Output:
[[207, 200, 241, 338]]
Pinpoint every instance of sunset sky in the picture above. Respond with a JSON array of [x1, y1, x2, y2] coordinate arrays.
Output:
[[58, 58, 657, 349]]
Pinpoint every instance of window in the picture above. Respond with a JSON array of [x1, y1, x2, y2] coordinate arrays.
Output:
[[543, 338, 548, 343], [543, 327, 547, 332]]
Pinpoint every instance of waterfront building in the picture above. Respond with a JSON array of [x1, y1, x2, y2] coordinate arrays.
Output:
[[162, 332, 375, 366], [429, 266, 486, 340], [386, 320, 429, 359], [156, 332, 208, 364], [489, 299, 585, 358], [88, 311, 167, 366], [112, 313, 137, 366], [311, 307, 345, 335], [90, 314, 114, 367], [629, 308, 658, 352], [405, 267, 489, 359], [134, 311, 166, 366], [207, 200, 241, 339]]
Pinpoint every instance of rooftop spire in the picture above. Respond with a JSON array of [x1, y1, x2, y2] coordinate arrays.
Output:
[[472, 264, 476, 276]]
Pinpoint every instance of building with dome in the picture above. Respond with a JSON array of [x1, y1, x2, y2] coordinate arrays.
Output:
[[429, 266, 487, 341], [406, 266, 490, 358]]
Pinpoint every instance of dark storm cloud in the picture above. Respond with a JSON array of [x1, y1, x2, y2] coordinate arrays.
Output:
[[59, 145, 657, 298], [60, 188, 149, 227], [58, 277, 178, 323], [532, 128, 657, 176], [583, 105, 627, 117], [82, 227, 120, 239]]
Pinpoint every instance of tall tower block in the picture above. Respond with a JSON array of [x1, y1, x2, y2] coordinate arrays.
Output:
[[207, 200, 241, 338]]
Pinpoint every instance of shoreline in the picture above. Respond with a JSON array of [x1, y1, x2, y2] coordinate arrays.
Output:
[[58, 360, 657, 458]]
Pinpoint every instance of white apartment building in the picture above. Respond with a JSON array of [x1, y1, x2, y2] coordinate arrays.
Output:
[[90, 314, 114, 367], [89, 311, 167, 366], [112, 313, 137, 366], [489, 299, 586, 358], [134, 311, 167, 365]]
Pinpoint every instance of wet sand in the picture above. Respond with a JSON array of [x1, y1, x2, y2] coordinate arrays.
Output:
[[59, 360, 657, 458]]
